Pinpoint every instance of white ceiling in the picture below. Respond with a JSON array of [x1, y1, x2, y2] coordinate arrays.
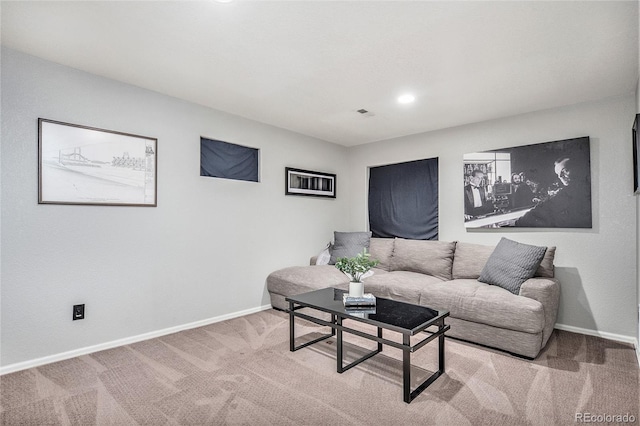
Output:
[[1, 1, 638, 146]]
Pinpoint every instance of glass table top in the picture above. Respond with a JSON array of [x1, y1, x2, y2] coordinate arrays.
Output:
[[286, 287, 448, 335]]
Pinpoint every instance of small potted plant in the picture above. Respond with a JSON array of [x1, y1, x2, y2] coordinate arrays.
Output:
[[334, 248, 379, 297]]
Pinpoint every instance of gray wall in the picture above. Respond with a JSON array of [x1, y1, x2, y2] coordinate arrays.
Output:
[[2, 47, 638, 369], [1, 49, 350, 366], [347, 95, 638, 340]]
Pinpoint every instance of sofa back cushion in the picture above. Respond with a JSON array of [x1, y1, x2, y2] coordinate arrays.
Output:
[[368, 237, 395, 272], [451, 242, 495, 279], [452, 241, 556, 279], [390, 238, 455, 280]]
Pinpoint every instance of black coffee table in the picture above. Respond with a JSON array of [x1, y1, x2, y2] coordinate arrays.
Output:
[[286, 287, 450, 403]]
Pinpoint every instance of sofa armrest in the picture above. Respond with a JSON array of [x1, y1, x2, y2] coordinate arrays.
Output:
[[519, 277, 560, 347]]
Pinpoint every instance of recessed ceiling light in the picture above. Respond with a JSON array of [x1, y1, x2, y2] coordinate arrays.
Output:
[[397, 94, 416, 104], [215, 0, 234, 3]]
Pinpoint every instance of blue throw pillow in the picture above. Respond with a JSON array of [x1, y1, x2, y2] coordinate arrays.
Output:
[[478, 238, 547, 295]]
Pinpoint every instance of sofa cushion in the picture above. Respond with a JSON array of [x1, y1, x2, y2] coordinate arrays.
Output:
[[452, 242, 495, 279], [420, 279, 545, 334], [267, 265, 351, 297], [453, 241, 556, 279], [329, 231, 371, 265], [478, 238, 546, 295], [363, 271, 444, 303], [444, 316, 543, 359], [390, 239, 455, 280], [368, 237, 395, 272]]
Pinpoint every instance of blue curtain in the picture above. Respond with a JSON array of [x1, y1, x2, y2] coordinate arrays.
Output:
[[200, 138, 259, 182], [368, 158, 439, 240]]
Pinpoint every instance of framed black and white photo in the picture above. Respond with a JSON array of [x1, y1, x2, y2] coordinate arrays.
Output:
[[285, 167, 335, 198], [463, 136, 591, 229], [38, 118, 157, 206], [633, 114, 640, 194]]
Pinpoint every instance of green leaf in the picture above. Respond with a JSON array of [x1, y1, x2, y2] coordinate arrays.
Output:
[[334, 248, 379, 282]]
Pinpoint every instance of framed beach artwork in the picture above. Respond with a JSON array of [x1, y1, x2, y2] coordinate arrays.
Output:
[[38, 119, 157, 206]]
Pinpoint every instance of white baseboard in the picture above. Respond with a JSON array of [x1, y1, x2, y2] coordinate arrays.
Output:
[[0, 304, 272, 376], [554, 323, 638, 346], [3, 311, 637, 375], [554, 323, 640, 368]]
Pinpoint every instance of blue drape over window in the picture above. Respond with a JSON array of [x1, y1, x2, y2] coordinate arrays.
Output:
[[368, 158, 439, 240], [200, 138, 259, 182]]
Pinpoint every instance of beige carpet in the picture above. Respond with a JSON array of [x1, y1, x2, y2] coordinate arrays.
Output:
[[1, 309, 638, 425]]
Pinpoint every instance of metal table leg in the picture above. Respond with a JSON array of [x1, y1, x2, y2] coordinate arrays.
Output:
[[289, 300, 295, 352], [402, 321, 448, 403], [289, 302, 335, 352], [403, 334, 411, 403], [337, 318, 382, 373]]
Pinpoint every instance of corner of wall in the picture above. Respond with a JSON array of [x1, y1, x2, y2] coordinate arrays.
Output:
[[0, 9, 4, 363], [636, 76, 639, 113], [636, 74, 640, 367]]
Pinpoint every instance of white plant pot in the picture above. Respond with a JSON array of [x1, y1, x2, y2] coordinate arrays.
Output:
[[349, 281, 364, 298]]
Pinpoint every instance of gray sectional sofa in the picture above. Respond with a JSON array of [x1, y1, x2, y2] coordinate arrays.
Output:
[[267, 238, 559, 359]]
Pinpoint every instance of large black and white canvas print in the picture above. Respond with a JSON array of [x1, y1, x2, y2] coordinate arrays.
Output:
[[39, 119, 157, 206], [463, 137, 591, 228]]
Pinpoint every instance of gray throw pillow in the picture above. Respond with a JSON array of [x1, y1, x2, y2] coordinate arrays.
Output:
[[535, 246, 556, 278], [329, 231, 372, 265], [478, 238, 547, 295]]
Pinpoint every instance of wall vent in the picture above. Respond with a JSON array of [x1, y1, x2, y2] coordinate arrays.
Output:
[[356, 108, 375, 117]]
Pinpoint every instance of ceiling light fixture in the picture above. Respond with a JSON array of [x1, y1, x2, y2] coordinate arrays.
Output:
[[397, 94, 415, 104]]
